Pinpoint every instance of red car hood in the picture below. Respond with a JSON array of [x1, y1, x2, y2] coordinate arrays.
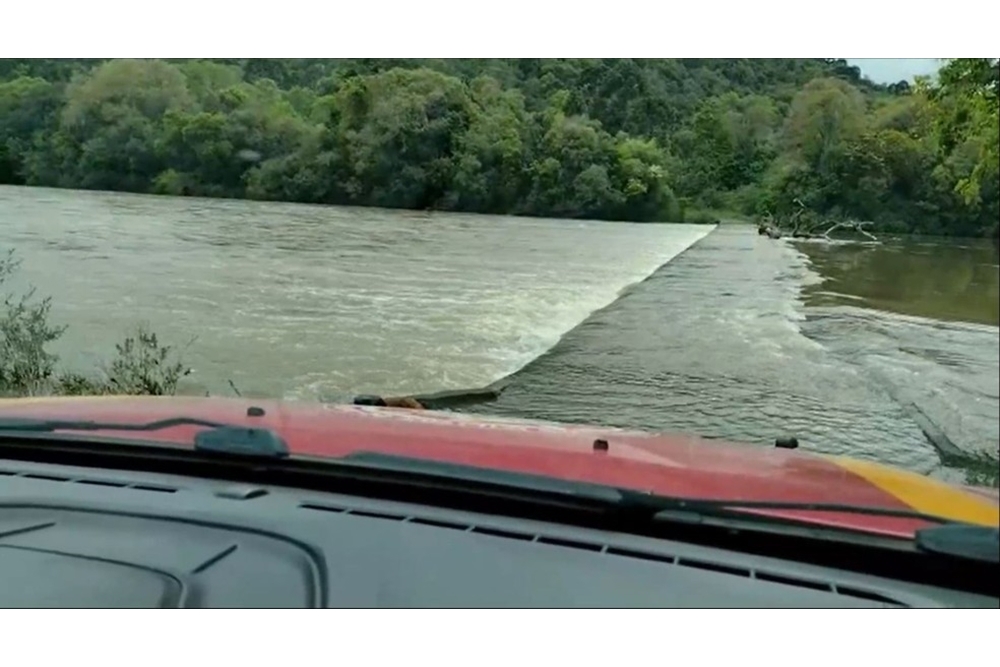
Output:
[[2, 395, 997, 538]]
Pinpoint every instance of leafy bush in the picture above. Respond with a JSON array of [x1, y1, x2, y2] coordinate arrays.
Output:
[[0, 249, 66, 395], [101, 326, 192, 395], [1, 248, 190, 397]]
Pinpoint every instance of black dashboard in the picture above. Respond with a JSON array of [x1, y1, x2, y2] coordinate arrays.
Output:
[[1, 458, 997, 608]]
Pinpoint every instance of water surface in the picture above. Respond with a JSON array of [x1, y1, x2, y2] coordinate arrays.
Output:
[[2, 186, 997, 485]]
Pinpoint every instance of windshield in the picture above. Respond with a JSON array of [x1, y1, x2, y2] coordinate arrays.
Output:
[[1, 58, 998, 539]]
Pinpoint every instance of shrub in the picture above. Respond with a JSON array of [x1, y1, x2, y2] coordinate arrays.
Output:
[[0, 249, 66, 396], [1, 248, 190, 397]]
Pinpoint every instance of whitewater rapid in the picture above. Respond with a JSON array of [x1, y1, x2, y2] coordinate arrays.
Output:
[[1, 185, 713, 400]]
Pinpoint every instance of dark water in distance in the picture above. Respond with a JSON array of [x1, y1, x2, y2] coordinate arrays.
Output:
[[474, 228, 999, 487]]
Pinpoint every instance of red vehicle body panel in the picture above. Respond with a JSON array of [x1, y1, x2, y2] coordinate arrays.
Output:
[[2, 396, 997, 538]]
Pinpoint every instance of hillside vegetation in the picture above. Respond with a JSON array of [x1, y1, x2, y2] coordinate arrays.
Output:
[[1, 58, 997, 236]]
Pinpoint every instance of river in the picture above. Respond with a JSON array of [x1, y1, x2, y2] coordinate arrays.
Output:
[[2, 185, 998, 486]]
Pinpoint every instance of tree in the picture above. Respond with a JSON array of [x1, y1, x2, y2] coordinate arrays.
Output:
[[1, 58, 995, 235], [934, 59, 999, 207]]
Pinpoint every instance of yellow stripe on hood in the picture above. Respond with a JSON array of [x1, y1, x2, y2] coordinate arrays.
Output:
[[832, 456, 1000, 527]]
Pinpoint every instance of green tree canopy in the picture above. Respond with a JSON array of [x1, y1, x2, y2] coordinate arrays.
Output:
[[0, 58, 995, 235]]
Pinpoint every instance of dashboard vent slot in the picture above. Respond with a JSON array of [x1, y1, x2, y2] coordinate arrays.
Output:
[[677, 557, 752, 578], [537, 536, 604, 552], [407, 517, 468, 531], [75, 479, 129, 488], [832, 586, 902, 604], [470, 526, 534, 541], [606, 547, 676, 565], [0, 469, 178, 493], [20, 472, 71, 482], [299, 503, 348, 514], [348, 509, 408, 521], [131, 484, 176, 494], [300, 504, 468, 531], [756, 572, 834, 593]]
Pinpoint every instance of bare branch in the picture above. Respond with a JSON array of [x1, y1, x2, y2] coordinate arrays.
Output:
[[818, 220, 879, 242], [758, 200, 881, 244]]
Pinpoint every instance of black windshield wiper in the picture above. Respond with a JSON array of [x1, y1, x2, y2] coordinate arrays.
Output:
[[337, 451, 626, 503], [916, 524, 1000, 564], [0, 428, 968, 528], [0, 416, 229, 433], [2, 427, 989, 555], [0, 416, 290, 459], [339, 454, 999, 564], [338, 452, 961, 526]]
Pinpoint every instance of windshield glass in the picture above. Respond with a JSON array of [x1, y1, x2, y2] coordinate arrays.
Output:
[[1, 58, 998, 539]]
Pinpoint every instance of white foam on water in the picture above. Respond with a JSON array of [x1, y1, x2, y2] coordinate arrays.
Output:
[[274, 221, 715, 400], [1, 186, 713, 401]]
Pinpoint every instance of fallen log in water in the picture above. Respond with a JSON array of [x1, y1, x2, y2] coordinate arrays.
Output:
[[757, 200, 881, 243], [353, 383, 507, 411], [412, 385, 506, 409]]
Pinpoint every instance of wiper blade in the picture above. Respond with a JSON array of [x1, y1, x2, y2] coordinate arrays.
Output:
[[646, 498, 956, 525], [916, 524, 1000, 564], [0, 416, 228, 433], [339, 454, 995, 564], [0, 417, 290, 459], [339, 453, 956, 526], [339, 451, 624, 503], [0, 430, 967, 529]]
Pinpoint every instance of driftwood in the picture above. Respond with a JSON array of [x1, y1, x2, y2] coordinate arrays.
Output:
[[382, 396, 428, 410], [812, 220, 879, 242], [757, 199, 880, 243], [354, 384, 506, 411], [411, 385, 505, 410]]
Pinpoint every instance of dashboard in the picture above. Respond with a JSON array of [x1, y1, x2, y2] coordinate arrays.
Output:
[[1, 457, 996, 608]]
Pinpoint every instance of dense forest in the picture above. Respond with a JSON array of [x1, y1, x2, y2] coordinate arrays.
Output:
[[0, 58, 997, 237]]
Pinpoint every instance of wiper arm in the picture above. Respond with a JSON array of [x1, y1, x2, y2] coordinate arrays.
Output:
[[644, 497, 957, 525], [0, 431, 961, 528], [338, 451, 625, 503], [0, 417, 290, 459], [345, 456, 996, 564], [339, 454, 999, 563], [916, 524, 1000, 564], [4, 434, 992, 564], [0, 416, 228, 433], [340, 453, 957, 526], [0, 428, 976, 531]]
